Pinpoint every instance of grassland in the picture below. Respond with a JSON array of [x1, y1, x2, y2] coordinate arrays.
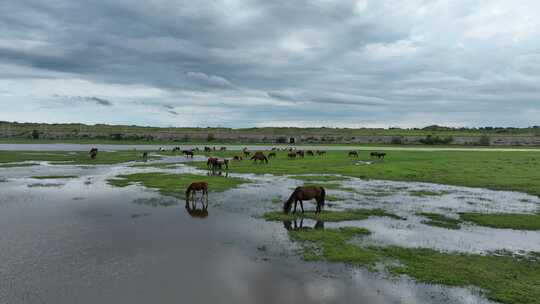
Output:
[[288, 227, 540, 304], [263, 209, 404, 222], [0, 151, 150, 165], [107, 172, 248, 198], [192, 150, 540, 197], [460, 213, 540, 230]]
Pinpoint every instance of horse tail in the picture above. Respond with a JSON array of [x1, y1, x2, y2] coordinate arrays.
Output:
[[319, 187, 326, 208]]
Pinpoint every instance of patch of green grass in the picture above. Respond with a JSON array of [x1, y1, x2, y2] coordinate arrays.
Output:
[[416, 212, 462, 229], [409, 190, 452, 197], [31, 175, 78, 179], [271, 197, 282, 204], [289, 227, 540, 304], [0, 151, 153, 165], [263, 209, 403, 222], [289, 175, 348, 182], [0, 162, 39, 168], [190, 150, 540, 197], [460, 213, 540, 230], [107, 172, 248, 198]]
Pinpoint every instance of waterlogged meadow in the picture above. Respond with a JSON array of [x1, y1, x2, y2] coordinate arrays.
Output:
[[1, 147, 539, 304]]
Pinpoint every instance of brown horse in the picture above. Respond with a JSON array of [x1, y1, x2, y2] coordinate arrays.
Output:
[[348, 151, 358, 157], [287, 152, 296, 159], [251, 153, 268, 164], [207, 157, 228, 170], [283, 186, 326, 214], [142, 152, 148, 162], [185, 182, 208, 203], [370, 152, 387, 159], [316, 150, 326, 156], [296, 150, 305, 158], [243, 151, 251, 157], [183, 150, 194, 158], [233, 155, 243, 161], [89, 148, 98, 159], [207, 157, 218, 169]]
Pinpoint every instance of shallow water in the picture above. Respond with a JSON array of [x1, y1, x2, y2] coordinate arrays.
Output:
[[0, 157, 530, 303]]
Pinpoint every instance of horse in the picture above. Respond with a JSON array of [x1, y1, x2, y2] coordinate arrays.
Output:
[[306, 150, 314, 156], [142, 152, 148, 162], [251, 153, 268, 164], [89, 148, 98, 159], [183, 150, 194, 158], [287, 152, 297, 159], [207, 157, 228, 170], [268, 152, 276, 158], [296, 150, 305, 158], [316, 150, 326, 156], [233, 155, 243, 161], [172, 146, 181, 153], [283, 186, 326, 214], [243, 151, 251, 157], [371, 152, 386, 159], [185, 181, 208, 205], [348, 151, 359, 157], [220, 147, 227, 151], [204, 146, 212, 152]]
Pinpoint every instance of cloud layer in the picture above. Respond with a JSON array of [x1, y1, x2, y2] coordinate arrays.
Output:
[[1, 0, 539, 127]]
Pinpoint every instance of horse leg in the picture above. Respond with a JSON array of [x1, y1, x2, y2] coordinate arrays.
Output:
[[293, 200, 297, 214], [300, 200, 304, 213]]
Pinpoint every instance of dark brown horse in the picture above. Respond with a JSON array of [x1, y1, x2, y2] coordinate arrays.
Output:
[[296, 150, 305, 158], [283, 186, 326, 214], [185, 181, 208, 203], [207, 157, 228, 170], [251, 153, 268, 164], [316, 150, 326, 156], [142, 152, 148, 161], [233, 155, 243, 161], [370, 152, 387, 159], [348, 151, 358, 157], [287, 152, 296, 159], [183, 150, 194, 158], [89, 148, 98, 159]]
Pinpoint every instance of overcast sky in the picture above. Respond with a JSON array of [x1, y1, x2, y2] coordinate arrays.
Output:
[[1, 0, 539, 128]]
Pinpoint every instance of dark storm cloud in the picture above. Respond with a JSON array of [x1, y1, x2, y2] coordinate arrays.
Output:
[[1, 0, 539, 127]]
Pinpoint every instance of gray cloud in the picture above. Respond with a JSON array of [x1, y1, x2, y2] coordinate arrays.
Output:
[[1, 0, 539, 127], [52, 95, 113, 106]]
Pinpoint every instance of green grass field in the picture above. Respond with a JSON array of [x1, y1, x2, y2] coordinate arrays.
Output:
[[192, 150, 540, 197]]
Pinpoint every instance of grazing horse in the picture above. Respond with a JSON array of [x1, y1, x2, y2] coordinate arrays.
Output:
[[183, 150, 194, 158], [268, 152, 276, 158], [296, 150, 305, 158], [207, 157, 228, 170], [89, 148, 98, 159], [283, 186, 326, 214], [243, 151, 251, 157], [172, 146, 181, 152], [306, 150, 314, 156], [185, 182, 208, 204], [348, 151, 359, 157], [204, 146, 212, 152], [220, 147, 227, 151], [233, 155, 243, 161], [251, 153, 268, 164], [287, 152, 297, 159], [316, 150, 326, 156], [207, 157, 218, 169], [371, 152, 386, 159], [142, 152, 148, 162]]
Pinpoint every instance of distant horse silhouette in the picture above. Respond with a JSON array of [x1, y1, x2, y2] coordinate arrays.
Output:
[[207, 157, 218, 169], [296, 150, 305, 158], [306, 150, 314, 156], [233, 155, 243, 161], [220, 147, 227, 151], [370, 152, 386, 159], [89, 148, 98, 159], [287, 152, 296, 159], [268, 152, 276, 158], [142, 152, 148, 162], [316, 150, 326, 156], [243, 151, 251, 157], [283, 186, 326, 214], [348, 151, 358, 157], [251, 153, 268, 164], [185, 181, 208, 204], [183, 150, 194, 158], [172, 147, 181, 152], [204, 146, 212, 152]]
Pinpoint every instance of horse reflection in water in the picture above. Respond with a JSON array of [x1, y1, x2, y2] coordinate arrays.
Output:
[[283, 218, 324, 231], [185, 182, 209, 218]]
